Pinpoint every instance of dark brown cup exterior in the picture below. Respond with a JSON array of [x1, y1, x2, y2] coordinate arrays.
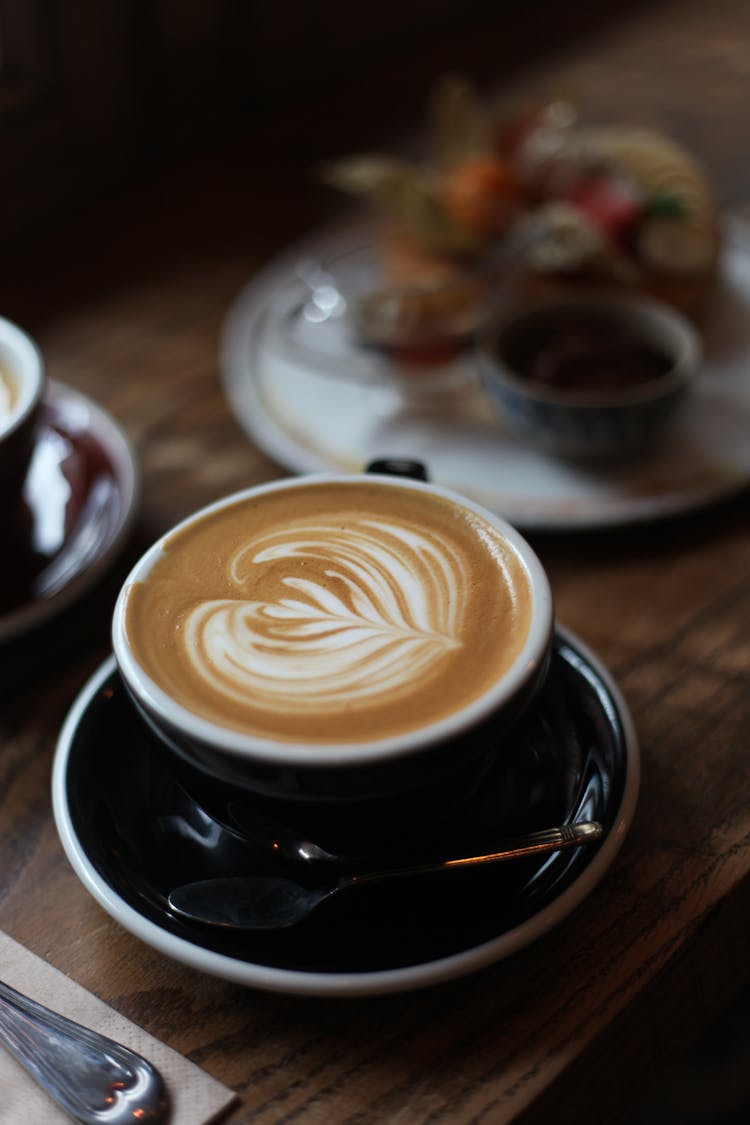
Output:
[[0, 405, 40, 520]]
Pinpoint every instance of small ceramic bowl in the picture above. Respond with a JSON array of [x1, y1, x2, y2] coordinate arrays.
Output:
[[477, 292, 701, 458]]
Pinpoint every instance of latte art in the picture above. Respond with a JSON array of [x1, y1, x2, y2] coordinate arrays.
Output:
[[183, 520, 464, 715], [123, 481, 533, 743]]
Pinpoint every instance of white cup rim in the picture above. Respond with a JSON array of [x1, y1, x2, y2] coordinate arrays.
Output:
[[112, 473, 554, 768], [0, 316, 45, 440]]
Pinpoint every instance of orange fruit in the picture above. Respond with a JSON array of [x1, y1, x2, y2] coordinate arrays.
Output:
[[441, 155, 523, 237]]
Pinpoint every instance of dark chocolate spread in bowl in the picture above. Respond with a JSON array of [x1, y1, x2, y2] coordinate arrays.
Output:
[[518, 324, 672, 392]]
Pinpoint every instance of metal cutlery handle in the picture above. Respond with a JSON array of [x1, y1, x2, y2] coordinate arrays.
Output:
[[444, 820, 604, 866], [350, 820, 605, 886], [0, 978, 169, 1123]]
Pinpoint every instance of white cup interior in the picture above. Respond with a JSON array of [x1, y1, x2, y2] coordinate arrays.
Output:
[[0, 316, 45, 441]]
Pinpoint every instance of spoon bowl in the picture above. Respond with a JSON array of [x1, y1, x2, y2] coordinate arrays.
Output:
[[168, 820, 603, 930]]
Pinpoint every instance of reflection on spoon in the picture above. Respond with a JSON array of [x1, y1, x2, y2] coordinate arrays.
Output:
[[168, 821, 603, 930], [0, 978, 169, 1123]]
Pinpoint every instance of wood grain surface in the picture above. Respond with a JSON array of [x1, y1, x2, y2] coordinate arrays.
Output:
[[2, 2, 750, 1122]]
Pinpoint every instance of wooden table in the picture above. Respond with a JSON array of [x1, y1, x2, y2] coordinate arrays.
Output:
[[3, 2, 750, 1121]]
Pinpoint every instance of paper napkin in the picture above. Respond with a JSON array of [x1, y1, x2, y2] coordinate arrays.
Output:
[[0, 930, 238, 1123]]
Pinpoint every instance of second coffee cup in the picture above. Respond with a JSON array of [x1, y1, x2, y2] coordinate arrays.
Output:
[[0, 316, 45, 519], [112, 473, 554, 803]]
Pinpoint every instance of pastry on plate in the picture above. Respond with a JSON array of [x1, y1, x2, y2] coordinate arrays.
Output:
[[319, 79, 721, 325]]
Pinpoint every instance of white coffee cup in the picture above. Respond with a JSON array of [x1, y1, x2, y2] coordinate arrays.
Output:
[[112, 473, 554, 808], [0, 316, 45, 516]]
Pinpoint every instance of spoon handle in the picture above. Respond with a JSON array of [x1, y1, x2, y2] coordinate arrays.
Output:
[[446, 820, 604, 866], [167, 819, 607, 930], [349, 820, 604, 888], [0, 978, 170, 1124]]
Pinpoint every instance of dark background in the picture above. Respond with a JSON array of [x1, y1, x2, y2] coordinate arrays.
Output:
[[0, 0, 647, 245]]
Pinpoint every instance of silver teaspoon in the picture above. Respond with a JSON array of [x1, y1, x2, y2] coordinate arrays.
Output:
[[0, 978, 170, 1124], [168, 820, 603, 930]]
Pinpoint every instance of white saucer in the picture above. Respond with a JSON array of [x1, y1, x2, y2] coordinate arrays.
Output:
[[0, 380, 138, 643], [51, 628, 639, 997], [221, 216, 750, 531]]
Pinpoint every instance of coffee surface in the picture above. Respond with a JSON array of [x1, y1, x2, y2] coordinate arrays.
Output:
[[0, 364, 19, 425], [124, 482, 533, 743]]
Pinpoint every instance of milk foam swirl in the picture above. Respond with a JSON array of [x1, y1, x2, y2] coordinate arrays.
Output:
[[181, 519, 466, 715]]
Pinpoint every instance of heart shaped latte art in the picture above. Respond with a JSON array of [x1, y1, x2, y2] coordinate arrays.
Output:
[[182, 520, 466, 714]]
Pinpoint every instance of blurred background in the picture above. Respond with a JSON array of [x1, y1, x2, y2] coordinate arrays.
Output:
[[3, 0, 748, 246], [3, 3, 750, 1121]]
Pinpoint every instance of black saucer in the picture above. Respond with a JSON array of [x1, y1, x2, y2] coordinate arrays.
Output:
[[52, 628, 639, 996], [0, 380, 138, 642]]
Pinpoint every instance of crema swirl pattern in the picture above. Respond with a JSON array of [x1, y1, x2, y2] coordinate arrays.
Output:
[[123, 482, 532, 742], [182, 520, 464, 714]]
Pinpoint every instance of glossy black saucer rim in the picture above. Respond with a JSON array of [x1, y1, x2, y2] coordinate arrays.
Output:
[[0, 380, 138, 643], [52, 627, 639, 997]]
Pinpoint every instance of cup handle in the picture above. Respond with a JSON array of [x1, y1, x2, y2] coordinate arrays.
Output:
[[365, 458, 429, 481]]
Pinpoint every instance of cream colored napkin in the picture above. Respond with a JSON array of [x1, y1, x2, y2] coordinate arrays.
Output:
[[0, 931, 238, 1123]]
